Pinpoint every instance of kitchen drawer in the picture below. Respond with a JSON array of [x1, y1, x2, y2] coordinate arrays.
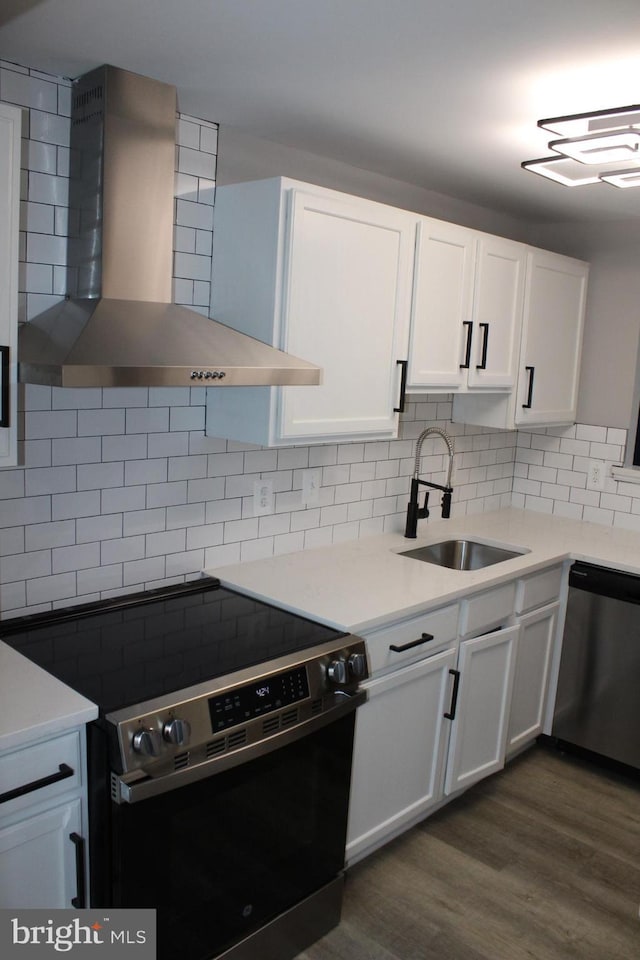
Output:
[[363, 603, 458, 676], [0, 731, 82, 818], [516, 565, 564, 614], [459, 581, 516, 638]]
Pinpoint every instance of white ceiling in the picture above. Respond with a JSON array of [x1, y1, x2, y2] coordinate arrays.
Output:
[[2, 0, 640, 224]]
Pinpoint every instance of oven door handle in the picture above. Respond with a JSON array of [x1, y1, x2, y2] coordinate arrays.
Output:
[[112, 688, 367, 804]]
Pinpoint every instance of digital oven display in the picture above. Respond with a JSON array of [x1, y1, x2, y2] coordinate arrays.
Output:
[[208, 665, 310, 732]]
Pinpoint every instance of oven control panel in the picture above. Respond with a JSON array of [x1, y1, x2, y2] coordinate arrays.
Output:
[[209, 665, 309, 732], [108, 635, 369, 776]]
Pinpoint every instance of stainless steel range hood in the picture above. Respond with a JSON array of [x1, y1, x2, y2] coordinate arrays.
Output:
[[18, 65, 321, 388]]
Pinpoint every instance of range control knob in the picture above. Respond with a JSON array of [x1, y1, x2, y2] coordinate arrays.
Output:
[[348, 652, 367, 679], [327, 659, 348, 685], [132, 727, 162, 757], [163, 718, 191, 746]]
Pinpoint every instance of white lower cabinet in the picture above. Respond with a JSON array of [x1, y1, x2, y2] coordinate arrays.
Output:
[[0, 798, 82, 908], [346, 645, 457, 865], [507, 602, 559, 758], [0, 729, 88, 908], [346, 566, 566, 867], [444, 624, 519, 796]]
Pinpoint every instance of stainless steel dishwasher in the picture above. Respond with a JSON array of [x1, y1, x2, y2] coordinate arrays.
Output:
[[552, 561, 640, 772]]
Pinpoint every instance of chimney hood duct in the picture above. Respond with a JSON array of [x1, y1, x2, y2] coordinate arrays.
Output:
[[18, 65, 321, 388]]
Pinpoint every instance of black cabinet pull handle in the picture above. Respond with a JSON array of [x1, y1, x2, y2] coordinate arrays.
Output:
[[475, 323, 489, 370], [0, 763, 74, 805], [0, 344, 9, 428], [393, 359, 408, 413], [70, 832, 86, 908], [522, 365, 535, 409], [459, 321, 473, 369], [444, 668, 461, 720], [389, 632, 434, 653]]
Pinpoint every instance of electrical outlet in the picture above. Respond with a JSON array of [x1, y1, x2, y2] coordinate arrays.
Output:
[[587, 461, 605, 490], [253, 479, 274, 516], [301, 469, 321, 506]]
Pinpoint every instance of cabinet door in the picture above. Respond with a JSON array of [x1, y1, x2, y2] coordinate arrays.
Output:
[[346, 647, 457, 865], [408, 218, 476, 390], [0, 102, 21, 467], [507, 603, 559, 757], [0, 799, 82, 908], [278, 189, 415, 442], [444, 624, 518, 795], [516, 250, 588, 426], [466, 235, 526, 390]]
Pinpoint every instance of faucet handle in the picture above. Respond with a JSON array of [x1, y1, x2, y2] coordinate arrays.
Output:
[[418, 490, 430, 519]]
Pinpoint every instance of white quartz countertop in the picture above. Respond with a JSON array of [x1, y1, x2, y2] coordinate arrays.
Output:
[[208, 508, 640, 633], [0, 641, 98, 754]]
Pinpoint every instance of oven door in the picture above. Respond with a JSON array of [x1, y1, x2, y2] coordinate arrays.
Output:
[[109, 710, 356, 960]]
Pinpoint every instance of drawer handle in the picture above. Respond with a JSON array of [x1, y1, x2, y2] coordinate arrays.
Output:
[[522, 365, 535, 409], [0, 762, 74, 805], [70, 832, 86, 908], [389, 632, 434, 653], [475, 323, 489, 370], [0, 345, 9, 428], [393, 359, 408, 413], [459, 321, 473, 369], [444, 668, 461, 720]]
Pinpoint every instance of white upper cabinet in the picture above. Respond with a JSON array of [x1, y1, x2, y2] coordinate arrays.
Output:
[[408, 218, 526, 393], [206, 178, 416, 446], [516, 249, 588, 426], [0, 102, 21, 467], [452, 248, 588, 430]]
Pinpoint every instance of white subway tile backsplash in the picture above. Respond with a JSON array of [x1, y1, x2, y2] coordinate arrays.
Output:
[[25, 465, 75, 496], [146, 529, 186, 557], [28, 170, 68, 205], [0, 527, 25, 556], [123, 557, 166, 587], [124, 509, 167, 537], [0, 496, 50, 528], [1, 68, 58, 111], [165, 549, 205, 578], [148, 432, 190, 458], [22, 199, 55, 233], [53, 542, 100, 574], [54, 437, 102, 466], [26, 571, 76, 605], [78, 409, 125, 436], [52, 490, 100, 520], [125, 459, 168, 486], [0, 549, 50, 583], [147, 481, 188, 508], [0, 470, 25, 499], [77, 461, 124, 490], [102, 434, 149, 462], [77, 564, 123, 596], [101, 536, 145, 565], [101, 486, 146, 514]]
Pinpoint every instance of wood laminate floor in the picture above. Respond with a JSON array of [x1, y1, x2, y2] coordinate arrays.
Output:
[[299, 745, 640, 960]]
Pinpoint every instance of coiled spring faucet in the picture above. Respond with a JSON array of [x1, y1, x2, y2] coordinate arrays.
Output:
[[404, 427, 455, 538]]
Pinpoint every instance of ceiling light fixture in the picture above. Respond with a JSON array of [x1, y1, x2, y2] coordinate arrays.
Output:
[[522, 103, 640, 188]]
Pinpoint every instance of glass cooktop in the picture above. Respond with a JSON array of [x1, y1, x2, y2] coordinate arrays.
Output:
[[0, 578, 344, 714]]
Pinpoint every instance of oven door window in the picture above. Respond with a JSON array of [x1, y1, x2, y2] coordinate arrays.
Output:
[[111, 712, 355, 960]]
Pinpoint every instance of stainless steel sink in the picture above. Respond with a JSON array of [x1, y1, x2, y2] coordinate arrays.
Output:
[[398, 539, 526, 570]]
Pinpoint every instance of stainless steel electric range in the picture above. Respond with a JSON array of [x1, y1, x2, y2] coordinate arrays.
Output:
[[1, 576, 369, 960]]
